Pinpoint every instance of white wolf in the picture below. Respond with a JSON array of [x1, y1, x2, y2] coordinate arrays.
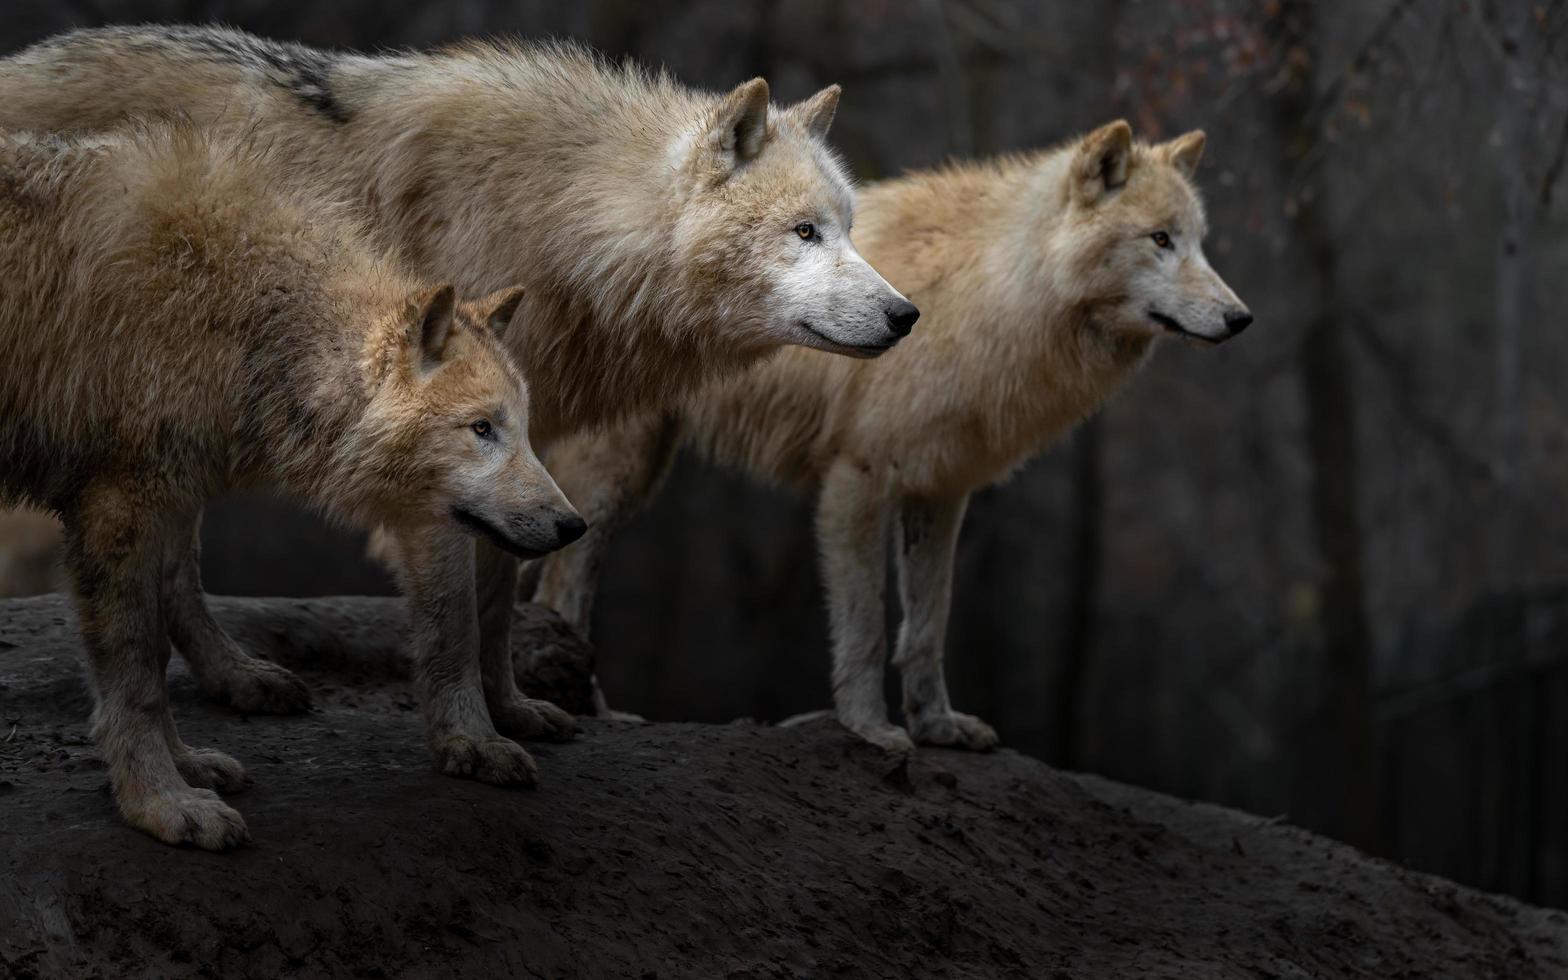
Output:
[[532, 121, 1253, 751], [0, 26, 917, 739]]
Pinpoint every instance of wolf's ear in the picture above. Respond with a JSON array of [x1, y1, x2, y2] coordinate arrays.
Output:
[[405, 284, 457, 370], [1159, 130, 1206, 178], [789, 84, 841, 140], [1073, 119, 1133, 205], [474, 286, 526, 340], [707, 77, 771, 167]]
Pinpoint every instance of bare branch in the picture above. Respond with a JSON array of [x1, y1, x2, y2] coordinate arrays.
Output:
[[1540, 109, 1568, 207], [943, 0, 1069, 60], [1302, 0, 1422, 137]]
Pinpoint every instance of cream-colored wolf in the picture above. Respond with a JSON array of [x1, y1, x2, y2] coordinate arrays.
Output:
[[0, 26, 916, 739], [533, 121, 1253, 751], [0, 123, 581, 847]]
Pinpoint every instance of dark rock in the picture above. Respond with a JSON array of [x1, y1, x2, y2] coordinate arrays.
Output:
[[1, 595, 1565, 979]]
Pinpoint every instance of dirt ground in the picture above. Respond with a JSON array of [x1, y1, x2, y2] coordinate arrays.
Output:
[[2, 595, 1566, 979]]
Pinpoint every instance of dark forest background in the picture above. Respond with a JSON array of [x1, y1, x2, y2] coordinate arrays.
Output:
[[3, 0, 1568, 908]]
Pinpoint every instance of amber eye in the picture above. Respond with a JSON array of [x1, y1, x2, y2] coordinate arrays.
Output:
[[471, 419, 493, 439], [796, 222, 817, 241], [1151, 231, 1173, 249]]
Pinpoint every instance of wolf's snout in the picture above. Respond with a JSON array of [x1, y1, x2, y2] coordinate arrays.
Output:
[[555, 512, 588, 547], [885, 300, 920, 337], [1223, 309, 1254, 337], [506, 507, 586, 555]]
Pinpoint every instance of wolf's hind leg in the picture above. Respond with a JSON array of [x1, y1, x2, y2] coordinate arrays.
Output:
[[163, 508, 310, 714], [818, 460, 910, 753], [893, 493, 997, 751], [64, 488, 248, 849], [476, 540, 576, 741], [529, 414, 678, 718]]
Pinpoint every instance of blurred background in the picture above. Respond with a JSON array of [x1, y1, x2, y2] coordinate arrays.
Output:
[[3, 0, 1567, 907]]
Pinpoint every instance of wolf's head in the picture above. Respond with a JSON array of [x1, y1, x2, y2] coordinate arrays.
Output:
[[672, 80, 918, 358], [1055, 120, 1251, 344], [369, 285, 584, 558]]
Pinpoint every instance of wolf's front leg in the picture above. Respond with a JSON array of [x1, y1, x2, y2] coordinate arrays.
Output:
[[817, 460, 910, 752], [893, 493, 997, 751], [475, 540, 575, 741], [64, 487, 249, 849], [402, 529, 538, 787], [529, 413, 678, 718], [162, 508, 311, 714]]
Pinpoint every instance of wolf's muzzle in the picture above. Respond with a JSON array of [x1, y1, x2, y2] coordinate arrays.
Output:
[[451, 506, 587, 559]]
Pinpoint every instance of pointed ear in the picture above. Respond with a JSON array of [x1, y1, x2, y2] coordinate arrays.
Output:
[[405, 284, 456, 370], [789, 84, 840, 140], [474, 286, 526, 340], [706, 77, 771, 167], [1160, 130, 1206, 178], [1073, 119, 1133, 205]]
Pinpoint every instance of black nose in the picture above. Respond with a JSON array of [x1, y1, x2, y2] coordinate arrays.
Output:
[[555, 513, 587, 546], [885, 300, 920, 337], [1224, 310, 1253, 336]]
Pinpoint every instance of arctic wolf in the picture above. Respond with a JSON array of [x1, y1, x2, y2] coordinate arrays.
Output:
[[0, 26, 915, 734], [533, 121, 1253, 750], [0, 123, 581, 848]]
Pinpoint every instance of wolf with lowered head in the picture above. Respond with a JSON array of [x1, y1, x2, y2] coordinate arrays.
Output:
[[0, 123, 580, 848]]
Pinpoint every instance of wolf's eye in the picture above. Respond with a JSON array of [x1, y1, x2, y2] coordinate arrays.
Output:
[[795, 222, 817, 241], [471, 419, 494, 439], [1151, 231, 1173, 249]]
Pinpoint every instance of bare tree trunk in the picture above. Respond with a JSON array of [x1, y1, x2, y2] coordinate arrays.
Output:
[[921, 0, 974, 158], [1268, 0, 1380, 852], [1055, 417, 1103, 767], [1489, 1, 1537, 587], [1052, 0, 1124, 770]]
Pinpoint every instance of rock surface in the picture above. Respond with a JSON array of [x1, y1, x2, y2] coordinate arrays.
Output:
[[2, 595, 1566, 979]]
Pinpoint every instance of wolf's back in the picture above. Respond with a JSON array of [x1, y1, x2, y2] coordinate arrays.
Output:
[[0, 25, 346, 137]]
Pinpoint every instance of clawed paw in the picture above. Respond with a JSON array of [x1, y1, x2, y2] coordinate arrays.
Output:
[[204, 656, 311, 715], [432, 733, 538, 787], [127, 787, 250, 851], [847, 720, 916, 754], [490, 697, 577, 742], [174, 747, 249, 793], [910, 711, 999, 751]]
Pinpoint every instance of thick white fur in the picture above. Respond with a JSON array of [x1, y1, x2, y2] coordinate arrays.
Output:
[[0, 26, 914, 727], [533, 121, 1252, 750]]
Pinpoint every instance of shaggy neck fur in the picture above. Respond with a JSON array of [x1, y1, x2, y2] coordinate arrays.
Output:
[[333, 46, 725, 441]]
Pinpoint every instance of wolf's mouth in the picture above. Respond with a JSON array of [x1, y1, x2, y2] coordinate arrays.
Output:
[[450, 507, 551, 560], [798, 321, 898, 358], [1148, 310, 1220, 345]]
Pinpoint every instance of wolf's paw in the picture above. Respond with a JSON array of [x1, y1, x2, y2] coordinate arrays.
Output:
[[174, 746, 250, 793], [205, 655, 311, 715], [779, 709, 835, 727], [125, 787, 250, 850], [597, 707, 646, 723], [432, 733, 538, 787], [846, 720, 916, 754], [911, 711, 999, 751], [490, 696, 577, 742]]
